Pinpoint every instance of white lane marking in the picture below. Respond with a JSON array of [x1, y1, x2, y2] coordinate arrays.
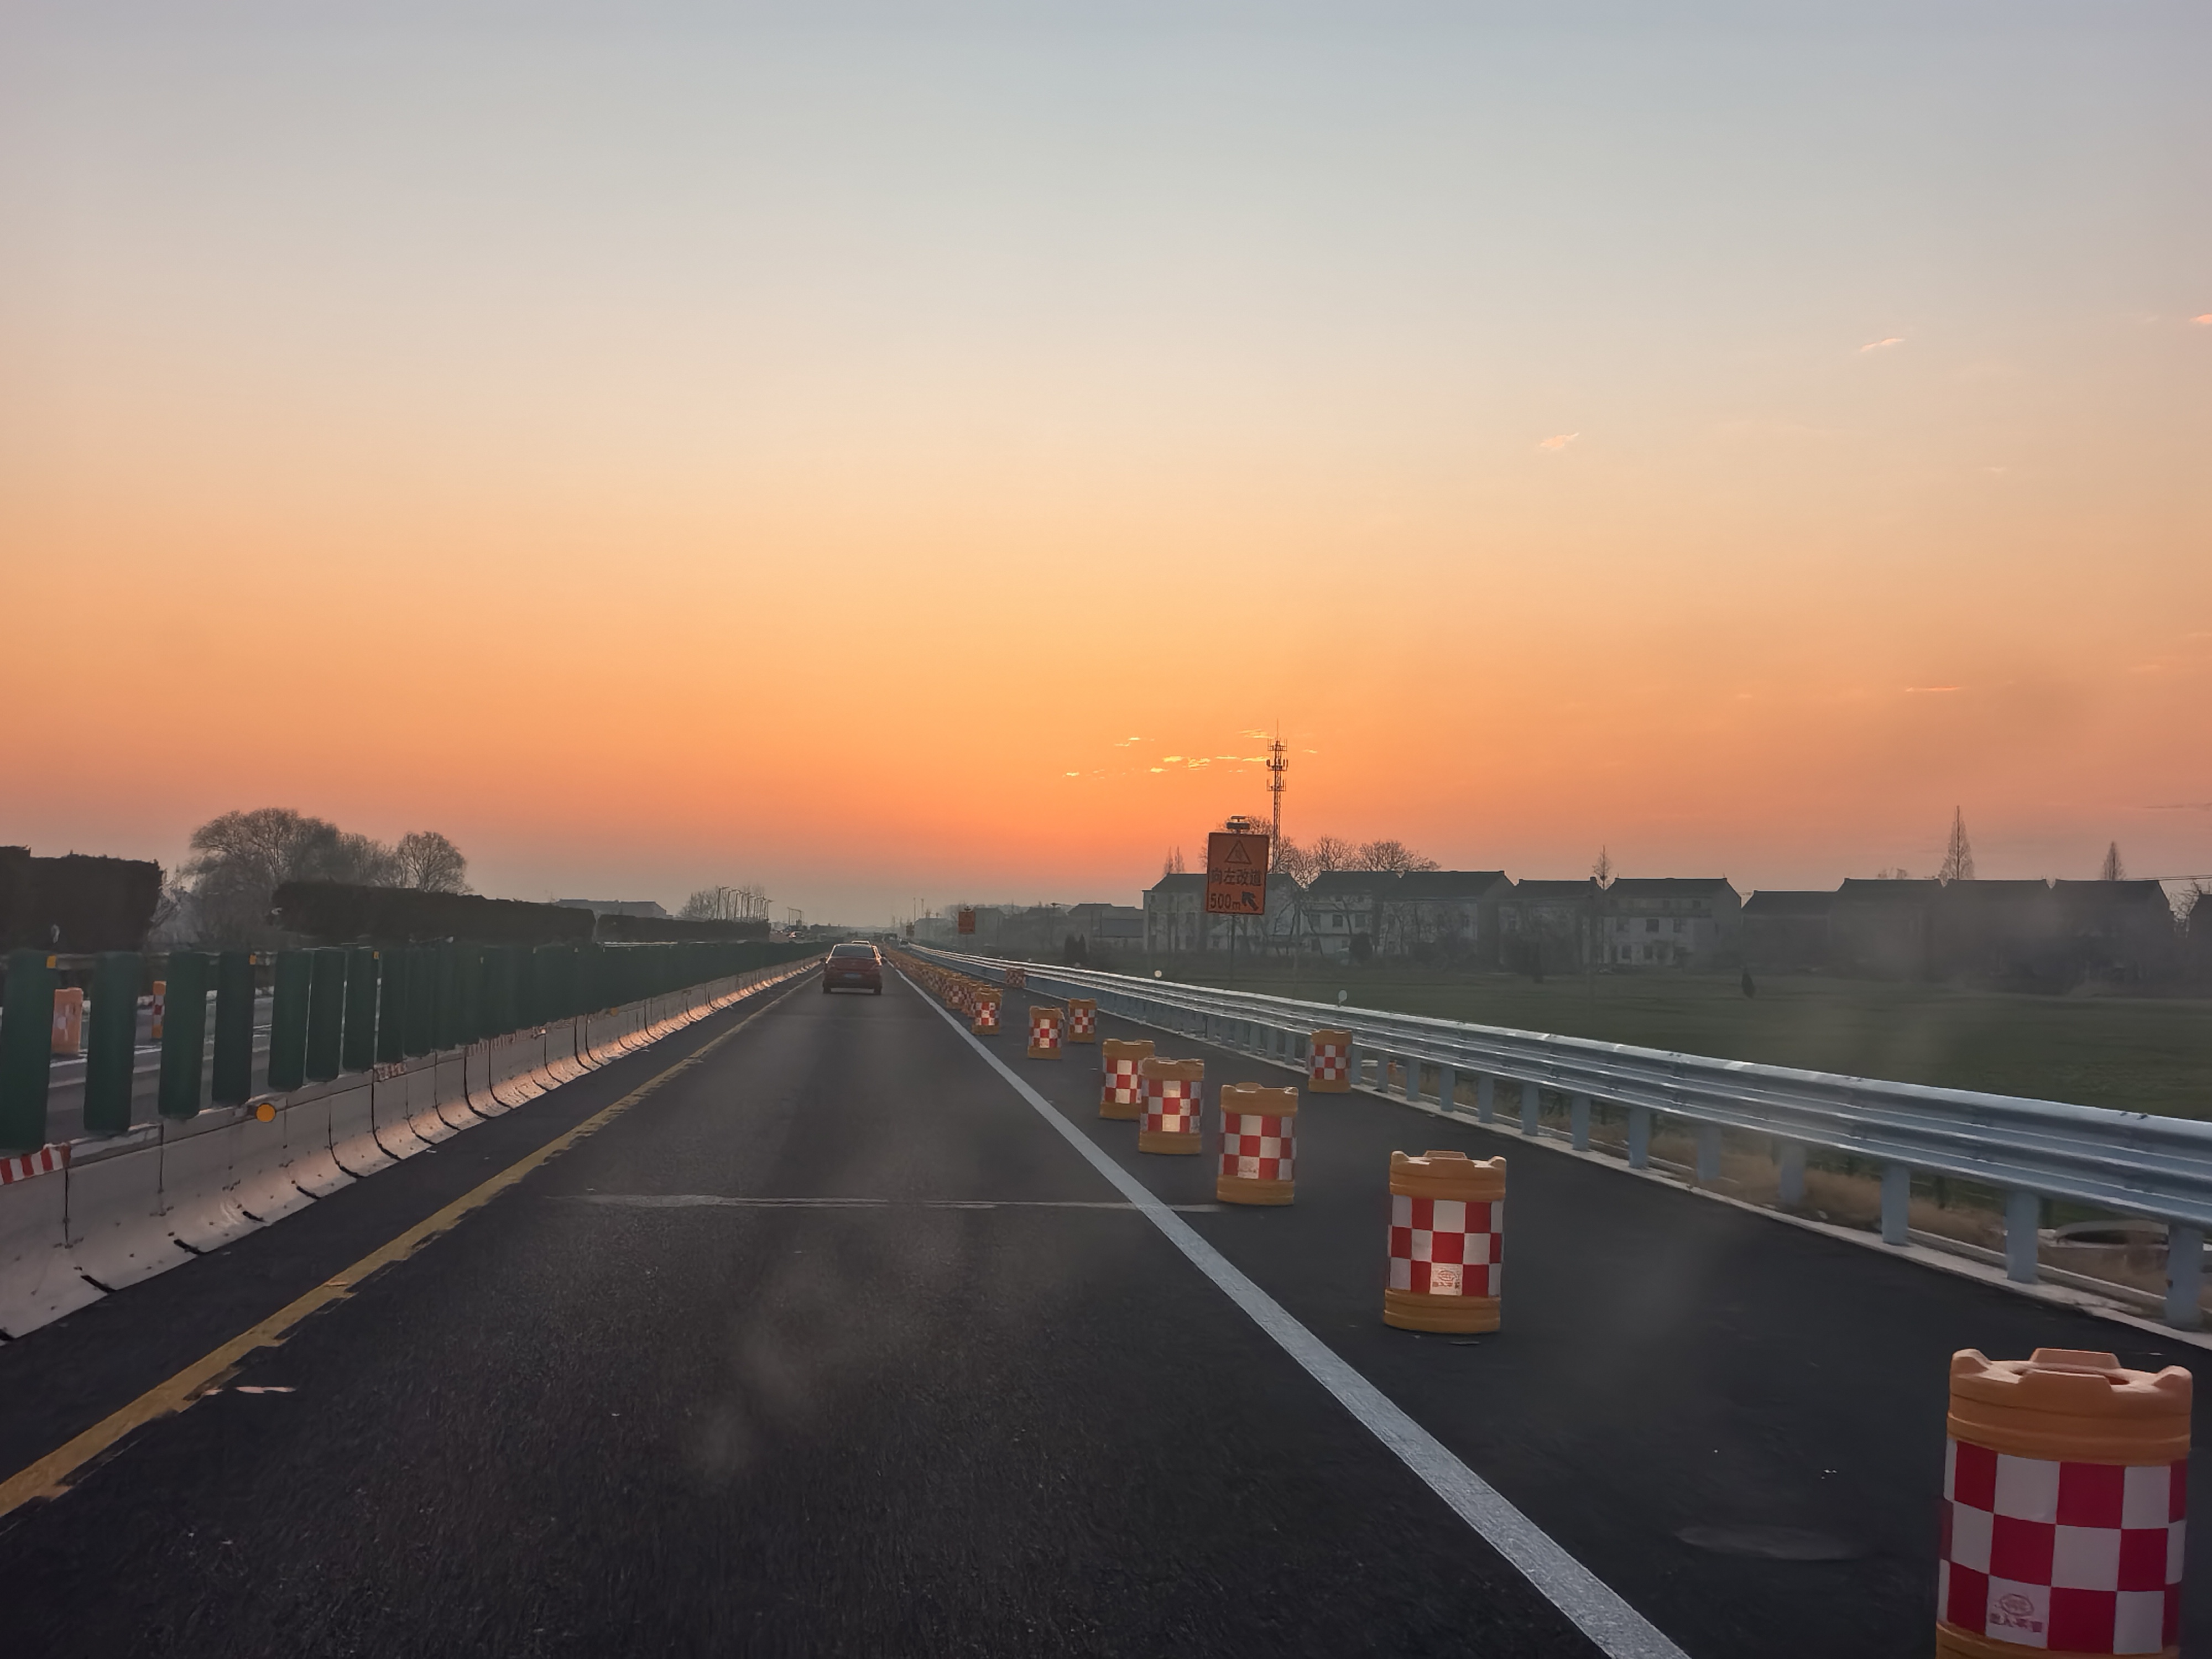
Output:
[[565, 1195, 1222, 1212], [907, 973, 1689, 1659]]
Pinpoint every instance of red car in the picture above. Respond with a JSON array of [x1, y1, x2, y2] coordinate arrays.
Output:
[[822, 942, 884, 995]]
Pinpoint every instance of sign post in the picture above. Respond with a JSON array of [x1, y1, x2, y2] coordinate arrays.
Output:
[[1205, 831, 1271, 984]]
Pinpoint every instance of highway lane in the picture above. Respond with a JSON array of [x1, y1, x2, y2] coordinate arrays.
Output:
[[0, 969, 2200, 1656]]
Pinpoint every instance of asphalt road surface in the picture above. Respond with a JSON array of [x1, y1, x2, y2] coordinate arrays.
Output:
[[0, 969, 2201, 1656]]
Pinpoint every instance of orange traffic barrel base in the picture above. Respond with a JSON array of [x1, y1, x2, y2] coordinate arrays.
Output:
[[1936, 1348, 2189, 1659], [1100, 1038, 1152, 1120], [1384, 1150, 1505, 1335], [1138, 1056, 1204, 1155], [1217, 1081, 1297, 1206]]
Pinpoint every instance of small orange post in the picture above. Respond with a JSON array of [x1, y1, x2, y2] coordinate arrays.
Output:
[[1217, 1082, 1296, 1206], [1384, 1150, 1505, 1334], [51, 987, 85, 1057], [1099, 1038, 1152, 1120], [1937, 1348, 2189, 1658], [1137, 1057, 1205, 1155], [1308, 1029, 1352, 1093]]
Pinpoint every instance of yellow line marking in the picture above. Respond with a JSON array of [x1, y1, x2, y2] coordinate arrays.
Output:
[[0, 975, 806, 1521]]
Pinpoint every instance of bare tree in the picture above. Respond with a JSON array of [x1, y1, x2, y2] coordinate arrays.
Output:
[[1310, 835, 1359, 873], [1593, 847, 1615, 887], [1271, 837, 1317, 883], [1356, 838, 1439, 873], [681, 883, 771, 922], [182, 807, 379, 946], [1937, 808, 1975, 883], [395, 830, 469, 893], [2099, 842, 2125, 882], [1162, 847, 1187, 877], [1874, 867, 1912, 880]]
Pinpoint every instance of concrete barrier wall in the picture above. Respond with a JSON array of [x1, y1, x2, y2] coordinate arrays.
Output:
[[0, 957, 820, 1342]]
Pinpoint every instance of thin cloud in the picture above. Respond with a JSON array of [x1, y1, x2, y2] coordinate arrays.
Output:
[[1538, 432, 1579, 452], [2194, 315, 2212, 325], [1905, 685, 1961, 693], [1859, 337, 1905, 352]]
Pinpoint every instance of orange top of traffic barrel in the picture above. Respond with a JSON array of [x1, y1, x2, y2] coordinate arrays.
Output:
[[1311, 1027, 1351, 1048], [1948, 1348, 2191, 1465], [1103, 1038, 1153, 1064], [1138, 1056, 1204, 1087], [1389, 1149, 1505, 1202], [1220, 1082, 1297, 1119]]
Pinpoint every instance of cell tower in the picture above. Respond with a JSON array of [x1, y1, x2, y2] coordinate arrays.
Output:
[[1266, 731, 1288, 850]]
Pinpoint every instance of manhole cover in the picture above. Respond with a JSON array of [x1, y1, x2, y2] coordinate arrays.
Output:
[[1676, 1525, 1864, 1562]]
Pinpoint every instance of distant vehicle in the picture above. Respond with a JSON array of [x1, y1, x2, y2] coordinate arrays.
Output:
[[823, 942, 883, 995]]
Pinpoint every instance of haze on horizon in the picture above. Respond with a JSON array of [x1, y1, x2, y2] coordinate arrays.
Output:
[[5, 0, 2208, 926]]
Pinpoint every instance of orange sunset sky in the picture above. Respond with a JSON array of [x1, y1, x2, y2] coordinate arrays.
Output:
[[4, 1, 2209, 924]]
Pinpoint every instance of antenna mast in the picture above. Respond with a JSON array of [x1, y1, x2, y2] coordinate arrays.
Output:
[[1266, 731, 1288, 855]]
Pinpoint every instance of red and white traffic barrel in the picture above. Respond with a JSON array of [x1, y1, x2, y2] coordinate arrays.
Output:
[[1137, 1057, 1205, 1155], [1938, 1347, 2189, 1659], [1308, 1028, 1351, 1093], [1027, 1005, 1063, 1060], [1384, 1150, 1504, 1334], [1067, 997, 1098, 1043], [971, 987, 1001, 1036], [1100, 1038, 1152, 1120], [1217, 1082, 1296, 1206]]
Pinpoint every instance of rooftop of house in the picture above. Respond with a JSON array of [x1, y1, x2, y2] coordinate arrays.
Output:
[[1507, 879, 1598, 901], [1743, 890, 1836, 916], [1393, 870, 1511, 899], [1603, 878, 1740, 904]]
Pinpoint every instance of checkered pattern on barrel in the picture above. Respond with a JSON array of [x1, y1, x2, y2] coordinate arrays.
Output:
[[1939, 1439, 2185, 1654], [1142, 1075, 1201, 1136], [972, 999, 999, 1032], [1219, 1113, 1293, 1183], [1006, 967, 1026, 988], [1102, 1056, 1144, 1107], [1068, 1003, 1096, 1038], [1309, 1041, 1348, 1085], [1028, 1009, 1062, 1052], [1387, 1194, 1501, 1298]]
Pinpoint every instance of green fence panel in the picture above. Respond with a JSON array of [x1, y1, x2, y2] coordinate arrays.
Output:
[[82, 951, 142, 1135], [403, 944, 436, 1057], [341, 947, 379, 1073], [265, 950, 311, 1094], [453, 944, 483, 1047], [305, 947, 346, 1083], [375, 945, 409, 1064], [432, 943, 460, 1051], [159, 951, 215, 1118], [212, 951, 257, 1105], [0, 950, 56, 1151]]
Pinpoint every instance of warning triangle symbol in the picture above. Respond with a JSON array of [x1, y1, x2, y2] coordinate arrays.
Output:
[[1225, 839, 1254, 865]]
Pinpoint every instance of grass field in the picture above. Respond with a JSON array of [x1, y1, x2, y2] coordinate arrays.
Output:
[[1114, 957, 2212, 1121]]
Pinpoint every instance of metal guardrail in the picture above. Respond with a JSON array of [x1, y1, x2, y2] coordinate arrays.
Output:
[[913, 947, 2211, 1330]]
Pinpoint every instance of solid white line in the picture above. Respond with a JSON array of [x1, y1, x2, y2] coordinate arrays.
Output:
[[565, 1194, 1221, 1212], [907, 973, 1689, 1659]]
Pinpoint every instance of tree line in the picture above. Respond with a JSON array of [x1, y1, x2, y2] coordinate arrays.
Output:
[[159, 807, 470, 948]]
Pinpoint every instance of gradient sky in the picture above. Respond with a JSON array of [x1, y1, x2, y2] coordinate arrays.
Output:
[[5, 0, 2208, 924]]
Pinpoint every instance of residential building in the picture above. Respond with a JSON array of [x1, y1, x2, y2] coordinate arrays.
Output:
[[1379, 870, 1512, 962], [1495, 879, 1597, 973], [1599, 878, 1743, 968], [1740, 891, 1834, 971], [1299, 872, 1397, 960], [1830, 879, 1939, 978]]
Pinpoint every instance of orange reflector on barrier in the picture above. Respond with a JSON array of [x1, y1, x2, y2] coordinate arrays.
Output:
[[1308, 1029, 1352, 1093], [1100, 1038, 1152, 1120], [51, 988, 83, 1057], [1217, 1082, 1297, 1206], [1384, 1150, 1504, 1334], [1138, 1057, 1205, 1155], [1937, 1348, 2189, 1659]]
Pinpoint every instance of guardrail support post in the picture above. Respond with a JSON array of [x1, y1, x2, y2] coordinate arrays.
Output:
[[1402, 1057, 1419, 1104], [1627, 1105, 1650, 1168], [1570, 1093, 1591, 1150], [1776, 1139, 1805, 1206], [1695, 1122, 1721, 1184], [2167, 1223, 2205, 1331], [1477, 1074, 1494, 1123], [1880, 1164, 1910, 1245], [1437, 1066, 1457, 1113], [2004, 1191, 2041, 1284], [1520, 1081, 1540, 1136]]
